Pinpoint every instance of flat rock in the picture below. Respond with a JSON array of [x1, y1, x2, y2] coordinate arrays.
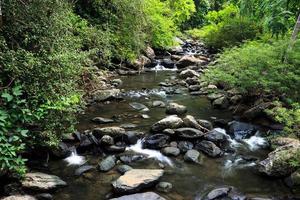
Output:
[[161, 147, 180, 156], [93, 89, 120, 102], [195, 140, 223, 157], [129, 102, 149, 112], [166, 103, 187, 115], [205, 187, 231, 200], [22, 172, 67, 191], [175, 128, 205, 139], [92, 117, 114, 124], [110, 192, 165, 200], [93, 127, 126, 138], [2, 195, 37, 200], [151, 115, 184, 132], [75, 165, 94, 176], [99, 155, 117, 172], [112, 169, 164, 194]]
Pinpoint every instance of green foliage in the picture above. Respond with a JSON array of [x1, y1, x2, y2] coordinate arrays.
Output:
[[204, 38, 300, 99], [168, 0, 196, 25], [182, 0, 210, 29]]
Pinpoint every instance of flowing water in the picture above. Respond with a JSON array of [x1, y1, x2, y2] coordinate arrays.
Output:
[[49, 71, 295, 200]]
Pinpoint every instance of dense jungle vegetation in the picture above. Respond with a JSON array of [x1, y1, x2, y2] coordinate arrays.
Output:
[[0, 0, 299, 177]]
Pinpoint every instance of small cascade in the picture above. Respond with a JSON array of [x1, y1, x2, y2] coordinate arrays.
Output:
[[126, 139, 173, 166], [123, 89, 167, 98], [151, 63, 177, 72], [243, 134, 268, 151], [64, 150, 86, 166]]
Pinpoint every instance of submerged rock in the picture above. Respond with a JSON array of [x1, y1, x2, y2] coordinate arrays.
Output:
[[166, 103, 187, 115], [144, 134, 169, 149], [151, 115, 184, 132], [175, 128, 205, 139], [75, 165, 94, 176], [184, 149, 202, 164], [98, 155, 117, 172], [110, 192, 165, 200], [195, 140, 223, 157], [112, 169, 164, 194], [92, 117, 114, 124], [22, 172, 67, 191]]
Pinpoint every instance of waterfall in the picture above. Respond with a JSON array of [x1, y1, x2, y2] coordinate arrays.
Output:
[[64, 149, 86, 166]]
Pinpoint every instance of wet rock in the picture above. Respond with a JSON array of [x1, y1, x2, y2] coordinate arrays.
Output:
[[120, 123, 137, 129], [145, 46, 155, 59], [258, 144, 300, 177], [51, 142, 71, 158], [141, 114, 150, 119], [207, 93, 224, 101], [161, 58, 175, 68], [184, 150, 202, 163], [161, 147, 180, 156], [129, 102, 149, 112], [183, 115, 207, 132], [75, 165, 94, 176], [93, 127, 126, 138], [212, 96, 229, 109], [178, 141, 194, 153], [22, 172, 67, 191], [204, 187, 231, 200], [204, 129, 228, 147], [166, 103, 187, 115], [207, 84, 218, 90], [2, 195, 37, 200], [132, 56, 151, 70], [185, 77, 200, 85], [119, 153, 146, 164], [195, 140, 223, 157], [98, 155, 116, 172], [152, 101, 166, 108], [230, 95, 242, 105], [35, 193, 53, 200], [92, 117, 114, 124], [171, 55, 182, 61], [170, 141, 177, 147], [270, 137, 300, 149], [156, 182, 172, 193], [124, 132, 138, 145], [117, 165, 133, 174], [105, 145, 126, 153], [111, 79, 123, 87], [228, 121, 257, 140], [100, 135, 114, 146], [144, 134, 169, 149], [175, 128, 205, 139], [176, 55, 204, 69], [243, 102, 274, 120], [163, 129, 175, 135], [151, 115, 184, 132], [188, 85, 200, 92], [197, 119, 213, 130], [112, 169, 164, 194], [93, 89, 120, 102], [110, 192, 166, 200], [179, 69, 200, 79]]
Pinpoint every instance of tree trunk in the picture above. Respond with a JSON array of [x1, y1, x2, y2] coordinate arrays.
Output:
[[0, 0, 2, 28], [284, 13, 300, 62]]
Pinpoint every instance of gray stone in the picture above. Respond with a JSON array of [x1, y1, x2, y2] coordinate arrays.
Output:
[[110, 192, 165, 200], [2, 195, 37, 200], [93, 89, 120, 102], [92, 117, 114, 124], [183, 115, 207, 132], [204, 129, 228, 146], [195, 140, 223, 157], [188, 85, 200, 92], [184, 150, 202, 163], [129, 102, 149, 112], [212, 97, 229, 109], [176, 55, 205, 68], [117, 165, 133, 174], [75, 165, 94, 176], [166, 103, 187, 115], [22, 173, 67, 191], [112, 169, 164, 194], [178, 141, 194, 153], [207, 93, 224, 101], [175, 128, 205, 139], [111, 79, 123, 87], [100, 135, 114, 146], [93, 127, 126, 138], [98, 155, 116, 172], [144, 134, 169, 149], [197, 119, 213, 130], [162, 147, 180, 156], [156, 182, 172, 193], [151, 115, 184, 132], [205, 187, 231, 200], [228, 121, 257, 140], [152, 101, 166, 108], [179, 69, 200, 79]]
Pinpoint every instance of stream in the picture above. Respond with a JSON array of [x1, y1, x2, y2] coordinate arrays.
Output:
[[47, 70, 295, 200]]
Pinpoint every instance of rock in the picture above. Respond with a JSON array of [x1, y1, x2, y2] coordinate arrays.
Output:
[[184, 150, 202, 163], [162, 147, 180, 156], [195, 140, 223, 157], [92, 117, 114, 124], [105, 145, 126, 153], [166, 103, 187, 115], [141, 114, 150, 119], [132, 56, 151, 70], [151, 115, 184, 132], [119, 153, 146, 164], [93, 89, 120, 102], [22, 172, 67, 191], [207, 84, 218, 90], [179, 69, 200, 79], [129, 102, 149, 112], [2, 195, 37, 200], [290, 170, 300, 186], [93, 127, 126, 138], [120, 123, 137, 129], [176, 55, 204, 68], [117, 165, 133, 174], [145, 46, 155, 59], [197, 119, 213, 130], [110, 192, 165, 200], [178, 141, 194, 153], [185, 77, 200, 85], [205, 187, 231, 200], [188, 85, 200, 92], [228, 121, 257, 140], [175, 128, 205, 139], [163, 129, 175, 135], [75, 165, 94, 176], [152, 101, 166, 108], [98, 155, 116, 172], [124, 132, 139, 145], [144, 134, 169, 149], [207, 93, 224, 101], [271, 137, 300, 149], [243, 102, 274, 120], [111, 79, 123, 87], [258, 144, 300, 177], [183, 115, 207, 132], [112, 169, 164, 194], [212, 97, 229, 109], [171, 55, 182, 61], [170, 141, 177, 147], [100, 135, 114, 146], [51, 142, 71, 158], [156, 182, 172, 193], [230, 95, 242, 104], [204, 129, 228, 147], [35, 193, 53, 200], [161, 58, 175, 68]]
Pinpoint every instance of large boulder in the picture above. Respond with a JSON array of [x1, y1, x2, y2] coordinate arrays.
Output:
[[183, 115, 208, 132], [228, 121, 257, 140], [144, 134, 169, 149], [179, 69, 200, 79], [144, 46, 155, 60], [166, 103, 187, 115], [98, 155, 117, 172], [212, 97, 229, 109], [258, 144, 300, 177], [129, 102, 149, 112], [195, 140, 223, 157], [93, 127, 126, 138], [92, 89, 120, 102], [112, 169, 164, 194], [175, 128, 205, 139], [176, 55, 204, 68], [22, 172, 67, 191], [110, 192, 165, 200], [151, 115, 184, 132], [2, 196, 37, 200]]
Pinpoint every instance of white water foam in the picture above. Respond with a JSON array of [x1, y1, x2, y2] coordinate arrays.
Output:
[[64, 151, 86, 166], [150, 64, 177, 72], [244, 135, 268, 151], [126, 139, 173, 166], [124, 89, 167, 98]]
